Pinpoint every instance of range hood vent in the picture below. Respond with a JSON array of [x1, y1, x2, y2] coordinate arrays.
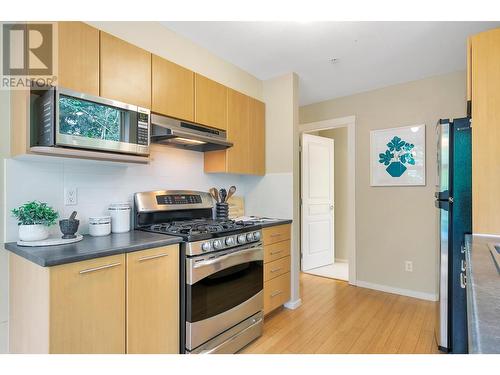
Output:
[[150, 114, 232, 152]]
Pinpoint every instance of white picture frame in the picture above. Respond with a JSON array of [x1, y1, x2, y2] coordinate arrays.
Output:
[[370, 124, 426, 186]]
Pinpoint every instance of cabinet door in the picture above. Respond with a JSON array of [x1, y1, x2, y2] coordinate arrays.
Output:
[[49, 254, 126, 353], [100, 31, 151, 108], [152, 55, 194, 121], [226, 89, 250, 174], [126, 245, 179, 354], [471, 28, 500, 234], [57, 22, 99, 95], [249, 97, 266, 175], [195, 74, 227, 130]]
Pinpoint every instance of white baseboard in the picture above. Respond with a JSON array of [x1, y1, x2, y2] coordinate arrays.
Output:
[[284, 298, 302, 310], [356, 280, 438, 301], [334, 258, 348, 263]]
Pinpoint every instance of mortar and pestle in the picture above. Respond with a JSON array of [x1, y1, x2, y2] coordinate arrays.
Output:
[[59, 211, 80, 239]]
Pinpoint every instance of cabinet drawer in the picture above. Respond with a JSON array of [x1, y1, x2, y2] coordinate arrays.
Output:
[[264, 272, 290, 315], [264, 240, 290, 263], [263, 224, 291, 245], [264, 256, 290, 282]]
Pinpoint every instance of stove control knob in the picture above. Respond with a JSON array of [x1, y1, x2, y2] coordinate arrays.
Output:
[[213, 239, 223, 250], [246, 233, 254, 242], [237, 234, 247, 244], [253, 231, 261, 241], [225, 237, 235, 246], [201, 242, 211, 252]]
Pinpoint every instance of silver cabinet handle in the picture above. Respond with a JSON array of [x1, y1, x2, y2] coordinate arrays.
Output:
[[460, 272, 467, 289], [138, 253, 168, 262], [79, 262, 121, 274], [270, 267, 283, 273], [270, 249, 283, 256], [271, 290, 283, 297], [270, 233, 281, 238]]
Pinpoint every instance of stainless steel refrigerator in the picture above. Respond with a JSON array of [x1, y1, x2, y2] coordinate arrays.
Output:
[[435, 117, 471, 354]]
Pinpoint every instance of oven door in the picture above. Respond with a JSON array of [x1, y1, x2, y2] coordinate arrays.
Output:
[[55, 87, 150, 155], [185, 242, 263, 351]]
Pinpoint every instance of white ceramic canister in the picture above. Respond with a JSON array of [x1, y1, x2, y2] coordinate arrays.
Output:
[[88, 216, 112, 237], [108, 203, 131, 233]]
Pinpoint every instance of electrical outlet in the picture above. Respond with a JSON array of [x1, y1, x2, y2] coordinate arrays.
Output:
[[405, 261, 413, 272], [64, 188, 77, 206]]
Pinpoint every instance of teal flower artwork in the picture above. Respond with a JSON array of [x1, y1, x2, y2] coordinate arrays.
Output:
[[378, 136, 416, 177]]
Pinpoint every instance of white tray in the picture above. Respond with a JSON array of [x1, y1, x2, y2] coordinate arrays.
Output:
[[17, 234, 83, 247]]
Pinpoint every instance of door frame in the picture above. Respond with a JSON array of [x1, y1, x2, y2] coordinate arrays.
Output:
[[298, 115, 356, 285]]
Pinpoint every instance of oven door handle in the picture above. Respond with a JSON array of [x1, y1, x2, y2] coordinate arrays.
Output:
[[187, 245, 263, 285]]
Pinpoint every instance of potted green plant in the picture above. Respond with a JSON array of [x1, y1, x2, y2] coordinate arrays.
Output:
[[11, 201, 59, 241]]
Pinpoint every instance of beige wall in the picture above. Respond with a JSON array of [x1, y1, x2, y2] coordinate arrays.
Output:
[[87, 22, 263, 101], [317, 128, 348, 261], [300, 71, 466, 298]]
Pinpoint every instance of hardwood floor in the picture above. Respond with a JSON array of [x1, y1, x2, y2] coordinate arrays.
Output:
[[241, 273, 439, 354]]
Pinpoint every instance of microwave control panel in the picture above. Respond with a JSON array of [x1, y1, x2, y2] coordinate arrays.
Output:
[[137, 112, 149, 146]]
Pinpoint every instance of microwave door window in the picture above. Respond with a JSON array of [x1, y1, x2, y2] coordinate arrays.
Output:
[[59, 95, 122, 142]]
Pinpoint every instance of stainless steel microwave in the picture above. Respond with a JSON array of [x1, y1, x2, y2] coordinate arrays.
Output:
[[33, 87, 150, 156]]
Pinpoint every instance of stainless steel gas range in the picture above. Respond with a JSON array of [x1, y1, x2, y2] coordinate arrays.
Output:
[[134, 190, 264, 354]]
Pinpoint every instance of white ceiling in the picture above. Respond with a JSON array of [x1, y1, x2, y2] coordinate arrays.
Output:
[[160, 21, 500, 105]]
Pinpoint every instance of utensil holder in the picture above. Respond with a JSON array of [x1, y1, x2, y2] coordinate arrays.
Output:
[[215, 203, 229, 220]]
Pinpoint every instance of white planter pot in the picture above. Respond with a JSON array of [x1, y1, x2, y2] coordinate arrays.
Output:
[[18, 224, 50, 242]]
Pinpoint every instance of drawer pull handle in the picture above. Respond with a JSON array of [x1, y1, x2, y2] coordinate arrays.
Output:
[[79, 262, 121, 274], [271, 290, 283, 297], [270, 267, 283, 273], [138, 253, 168, 262], [270, 234, 282, 238], [270, 250, 283, 255]]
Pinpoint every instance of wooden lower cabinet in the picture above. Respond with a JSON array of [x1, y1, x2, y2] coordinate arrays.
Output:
[[50, 254, 126, 354], [126, 245, 179, 354], [9, 245, 180, 354], [264, 272, 291, 315], [262, 224, 292, 315]]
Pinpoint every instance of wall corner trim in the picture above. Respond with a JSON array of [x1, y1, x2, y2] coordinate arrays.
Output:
[[356, 280, 438, 301], [284, 298, 302, 310]]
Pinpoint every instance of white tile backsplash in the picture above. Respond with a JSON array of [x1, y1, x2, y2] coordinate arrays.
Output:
[[5, 145, 251, 241]]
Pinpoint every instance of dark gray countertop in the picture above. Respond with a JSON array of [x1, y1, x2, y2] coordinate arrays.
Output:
[[4, 230, 183, 267], [234, 217, 292, 228], [465, 234, 500, 353]]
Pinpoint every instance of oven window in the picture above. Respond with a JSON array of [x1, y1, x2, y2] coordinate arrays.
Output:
[[59, 95, 124, 142], [187, 260, 263, 323]]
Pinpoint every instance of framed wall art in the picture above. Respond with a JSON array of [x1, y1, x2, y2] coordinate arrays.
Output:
[[370, 124, 426, 186]]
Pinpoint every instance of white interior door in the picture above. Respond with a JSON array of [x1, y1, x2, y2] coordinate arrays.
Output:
[[301, 133, 335, 271]]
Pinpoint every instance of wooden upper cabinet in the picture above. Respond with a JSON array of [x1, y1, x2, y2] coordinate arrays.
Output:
[[226, 89, 250, 174], [195, 74, 227, 130], [470, 28, 500, 235], [152, 55, 194, 121], [126, 245, 179, 354], [57, 22, 99, 96], [100, 31, 151, 108], [204, 90, 266, 175], [249, 98, 266, 175], [49, 254, 126, 353]]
